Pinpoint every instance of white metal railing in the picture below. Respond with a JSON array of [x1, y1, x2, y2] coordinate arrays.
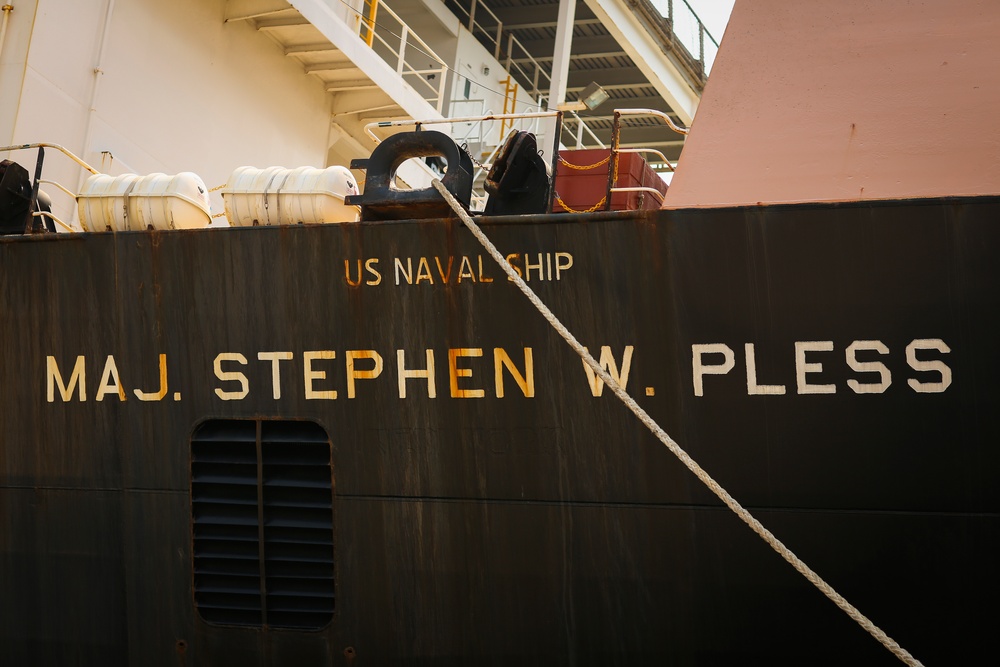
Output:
[[449, 0, 602, 152], [363, 110, 562, 205], [449, 99, 489, 147], [0, 143, 100, 232], [606, 108, 687, 205], [0, 142, 100, 175], [361, 107, 689, 210], [355, 0, 449, 113], [448, 103, 544, 198], [502, 31, 547, 101], [531, 97, 604, 150], [611, 108, 689, 138], [566, 111, 606, 149], [651, 0, 721, 73], [363, 110, 560, 153], [450, 0, 548, 102], [617, 148, 672, 171], [451, 0, 504, 61]]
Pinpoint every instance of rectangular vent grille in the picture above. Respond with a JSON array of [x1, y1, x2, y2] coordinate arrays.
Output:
[[192, 420, 334, 630]]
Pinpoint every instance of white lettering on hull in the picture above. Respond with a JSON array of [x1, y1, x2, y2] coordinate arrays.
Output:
[[691, 339, 952, 397], [40, 336, 954, 404]]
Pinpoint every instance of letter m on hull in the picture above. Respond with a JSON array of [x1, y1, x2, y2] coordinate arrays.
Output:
[[47, 356, 86, 402]]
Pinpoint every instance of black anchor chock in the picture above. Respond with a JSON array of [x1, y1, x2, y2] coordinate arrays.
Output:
[[346, 130, 473, 221]]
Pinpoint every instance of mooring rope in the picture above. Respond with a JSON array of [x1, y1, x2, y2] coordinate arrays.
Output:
[[430, 179, 924, 667]]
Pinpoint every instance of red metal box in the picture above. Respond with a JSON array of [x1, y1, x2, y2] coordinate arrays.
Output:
[[552, 148, 668, 212]]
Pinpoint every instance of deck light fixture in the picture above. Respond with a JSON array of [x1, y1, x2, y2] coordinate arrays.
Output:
[[557, 82, 610, 112]]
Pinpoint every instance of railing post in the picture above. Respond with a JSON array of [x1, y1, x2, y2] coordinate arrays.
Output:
[[25, 146, 45, 234], [397, 25, 408, 76], [364, 0, 379, 47], [547, 112, 563, 213], [605, 110, 621, 212], [436, 65, 447, 113], [469, 0, 477, 32], [495, 21, 502, 61], [698, 22, 705, 70]]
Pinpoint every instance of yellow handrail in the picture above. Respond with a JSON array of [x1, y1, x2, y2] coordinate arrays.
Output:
[[499, 77, 518, 140]]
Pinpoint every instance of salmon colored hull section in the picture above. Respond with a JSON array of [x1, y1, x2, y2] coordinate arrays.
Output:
[[664, 0, 1000, 208]]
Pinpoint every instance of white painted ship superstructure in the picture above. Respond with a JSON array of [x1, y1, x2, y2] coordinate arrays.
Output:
[[0, 0, 710, 226]]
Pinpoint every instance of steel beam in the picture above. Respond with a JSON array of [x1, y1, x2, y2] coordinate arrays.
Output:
[[548, 0, 577, 107], [502, 18, 602, 31], [583, 0, 698, 123], [255, 15, 311, 30], [565, 65, 645, 88], [517, 35, 623, 58], [488, 4, 598, 26], [284, 43, 338, 56], [304, 61, 359, 73]]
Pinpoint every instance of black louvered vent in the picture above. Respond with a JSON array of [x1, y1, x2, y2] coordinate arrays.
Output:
[[191, 420, 334, 630], [262, 421, 335, 629], [191, 420, 261, 627]]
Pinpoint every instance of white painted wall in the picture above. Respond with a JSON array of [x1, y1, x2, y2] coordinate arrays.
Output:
[[450, 29, 551, 158], [0, 1, 40, 147], [7, 0, 333, 225], [379, 0, 459, 72], [1, 0, 557, 224]]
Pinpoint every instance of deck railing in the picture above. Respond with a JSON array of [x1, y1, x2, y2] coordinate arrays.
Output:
[[362, 107, 690, 212], [449, 0, 606, 153], [654, 0, 721, 73], [449, 0, 548, 101], [354, 0, 449, 113]]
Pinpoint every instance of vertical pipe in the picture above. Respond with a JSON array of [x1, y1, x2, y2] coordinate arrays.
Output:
[[76, 0, 116, 203], [0, 5, 14, 59], [548, 0, 576, 108]]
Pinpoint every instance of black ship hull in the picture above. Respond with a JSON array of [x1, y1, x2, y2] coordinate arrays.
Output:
[[1, 197, 997, 665]]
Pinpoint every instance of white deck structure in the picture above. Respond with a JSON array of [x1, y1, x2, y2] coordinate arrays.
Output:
[[0, 0, 710, 225]]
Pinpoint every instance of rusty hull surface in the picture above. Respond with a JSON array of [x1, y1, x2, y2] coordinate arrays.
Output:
[[1, 199, 998, 665]]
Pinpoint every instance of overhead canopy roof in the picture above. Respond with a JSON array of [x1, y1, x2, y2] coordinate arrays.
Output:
[[443, 0, 714, 160], [228, 0, 714, 164]]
